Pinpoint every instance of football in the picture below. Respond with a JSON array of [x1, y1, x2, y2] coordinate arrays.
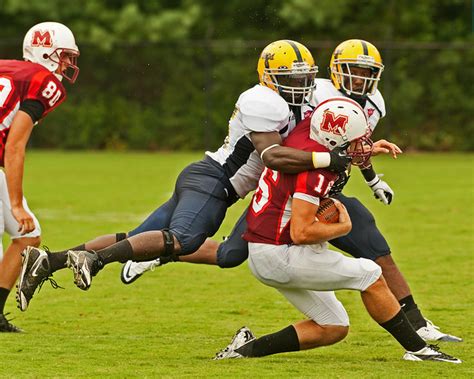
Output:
[[316, 198, 339, 224]]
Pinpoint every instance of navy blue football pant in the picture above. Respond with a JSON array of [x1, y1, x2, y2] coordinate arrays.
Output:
[[214, 193, 391, 268], [129, 156, 239, 255]]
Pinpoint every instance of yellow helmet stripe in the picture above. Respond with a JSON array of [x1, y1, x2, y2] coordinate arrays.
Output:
[[286, 40, 303, 62], [360, 40, 369, 55]]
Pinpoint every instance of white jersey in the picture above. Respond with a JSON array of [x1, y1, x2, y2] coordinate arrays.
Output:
[[206, 84, 304, 198], [310, 79, 386, 131]]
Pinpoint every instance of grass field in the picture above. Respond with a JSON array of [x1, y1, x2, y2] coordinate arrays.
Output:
[[1, 151, 473, 378]]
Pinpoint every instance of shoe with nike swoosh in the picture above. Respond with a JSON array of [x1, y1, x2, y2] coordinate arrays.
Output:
[[67, 250, 104, 290], [16, 246, 62, 312], [120, 259, 162, 284]]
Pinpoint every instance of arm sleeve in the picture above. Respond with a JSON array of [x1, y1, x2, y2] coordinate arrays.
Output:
[[19, 99, 45, 123]]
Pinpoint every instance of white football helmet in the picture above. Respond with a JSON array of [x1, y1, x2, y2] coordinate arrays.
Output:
[[23, 22, 80, 83], [310, 97, 373, 166]]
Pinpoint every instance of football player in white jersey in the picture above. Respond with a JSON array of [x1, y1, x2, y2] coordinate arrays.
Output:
[[17, 40, 358, 308], [308, 39, 461, 343]]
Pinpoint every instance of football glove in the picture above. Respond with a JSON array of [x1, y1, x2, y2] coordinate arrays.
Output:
[[366, 174, 394, 205], [329, 171, 350, 196], [327, 144, 352, 173]]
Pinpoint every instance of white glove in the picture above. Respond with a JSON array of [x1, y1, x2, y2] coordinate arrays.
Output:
[[366, 174, 394, 205]]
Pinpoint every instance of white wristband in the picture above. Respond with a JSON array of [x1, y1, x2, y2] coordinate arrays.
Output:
[[366, 176, 380, 187], [312, 152, 330, 168]]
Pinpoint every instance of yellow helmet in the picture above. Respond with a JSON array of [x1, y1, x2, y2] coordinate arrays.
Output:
[[257, 40, 318, 106], [329, 39, 384, 98]]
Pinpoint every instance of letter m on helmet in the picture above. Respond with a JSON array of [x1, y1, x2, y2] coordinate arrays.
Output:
[[320, 110, 349, 136], [31, 30, 53, 47]]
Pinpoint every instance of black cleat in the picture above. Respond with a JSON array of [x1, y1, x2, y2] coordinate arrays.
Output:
[[16, 247, 62, 312], [0, 313, 23, 333]]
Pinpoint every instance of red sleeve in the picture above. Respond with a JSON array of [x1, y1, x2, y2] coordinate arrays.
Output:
[[295, 170, 338, 198], [25, 71, 66, 117]]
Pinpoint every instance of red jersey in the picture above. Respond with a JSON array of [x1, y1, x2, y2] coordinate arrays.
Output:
[[0, 60, 66, 165], [244, 117, 338, 245]]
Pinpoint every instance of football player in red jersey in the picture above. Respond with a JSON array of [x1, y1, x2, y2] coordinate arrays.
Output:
[[0, 22, 79, 332], [214, 98, 460, 364]]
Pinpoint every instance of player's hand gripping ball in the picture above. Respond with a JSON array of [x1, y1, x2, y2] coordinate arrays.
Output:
[[316, 198, 339, 224]]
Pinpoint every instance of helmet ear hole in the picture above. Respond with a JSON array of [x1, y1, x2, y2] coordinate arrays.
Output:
[[42, 53, 49, 59]]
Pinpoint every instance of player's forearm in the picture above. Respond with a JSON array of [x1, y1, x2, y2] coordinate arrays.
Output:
[[262, 146, 324, 174], [360, 162, 377, 182], [291, 221, 351, 245], [4, 144, 26, 208]]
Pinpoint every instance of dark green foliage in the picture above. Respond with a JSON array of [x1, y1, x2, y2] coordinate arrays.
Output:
[[0, 0, 472, 150]]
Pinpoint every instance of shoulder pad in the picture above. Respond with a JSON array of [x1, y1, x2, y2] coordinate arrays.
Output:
[[367, 90, 386, 118], [309, 79, 341, 106], [238, 85, 289, 122]]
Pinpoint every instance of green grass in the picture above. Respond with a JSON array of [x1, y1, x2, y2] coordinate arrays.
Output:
[[1, 151, 473, 378]]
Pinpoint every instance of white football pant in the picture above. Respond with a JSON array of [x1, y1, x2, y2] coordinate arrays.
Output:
[[248, 242, 382, 326], [0, 171, 41, 260]]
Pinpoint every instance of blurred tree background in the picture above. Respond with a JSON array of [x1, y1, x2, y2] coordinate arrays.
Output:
[[0, 0, 472, 151]]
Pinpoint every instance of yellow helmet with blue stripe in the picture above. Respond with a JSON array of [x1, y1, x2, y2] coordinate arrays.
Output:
[[330, 39, 384, 98], [257, 40, 318, 106]]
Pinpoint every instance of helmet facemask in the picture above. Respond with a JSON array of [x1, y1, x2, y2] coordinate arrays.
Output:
[[347, 130, 374, 167], [48, 48, 80, 83], [263, 62, 318, 106], [332, 59, 383, 98]]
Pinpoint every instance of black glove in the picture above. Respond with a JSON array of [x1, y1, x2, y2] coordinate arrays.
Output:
[[327, 144, 351, 173], [329, 171, 350, 196]]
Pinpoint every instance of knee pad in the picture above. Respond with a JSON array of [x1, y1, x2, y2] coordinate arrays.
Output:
[[116, 232, 127, 242], [161, 229, 177, 261]]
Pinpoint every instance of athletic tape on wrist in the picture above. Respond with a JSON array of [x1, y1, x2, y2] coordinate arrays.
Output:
[[312, 152, 318, 168]]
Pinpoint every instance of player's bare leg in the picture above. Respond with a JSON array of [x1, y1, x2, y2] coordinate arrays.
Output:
[[361, 276, 400, 323], [216, 275, 461, 363], [83, 233, 120, 251], [177, 238, 218, 265], [375, 255, 462, 342], [375, 255, 411, 301], [67, 230, 182, 290], [293, 320, 348, 350], [215, 321, 348, 360]]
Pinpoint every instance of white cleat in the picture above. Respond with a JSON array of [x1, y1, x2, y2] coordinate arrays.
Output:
[[214, 326, 256, 360], [403, 344, 461, 364], [120, 259, 162, 284], [416, 319, 463, 343]]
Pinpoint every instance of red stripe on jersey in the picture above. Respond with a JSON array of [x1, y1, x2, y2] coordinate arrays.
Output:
[[295, 171, 309, 193], [274, 192, 292, 243], [26, 69, 50, 101], [26, 70, 66, 116]]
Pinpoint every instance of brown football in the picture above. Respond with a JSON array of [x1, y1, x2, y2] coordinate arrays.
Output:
[[316, 198, 339, 224]]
